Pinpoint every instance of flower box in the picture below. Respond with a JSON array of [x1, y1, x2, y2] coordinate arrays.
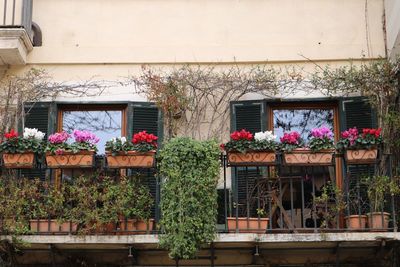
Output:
[[2, 152, 35, 168], [227, 217, 269, 233], [106, 151, 156, 168], [227, 151, 276, 166], [45, 150, 95, 168], [283, 148, 334, 165], [30, 219, 78, 233], [345, 149, 378, 165], [117, 219, 154, 234]]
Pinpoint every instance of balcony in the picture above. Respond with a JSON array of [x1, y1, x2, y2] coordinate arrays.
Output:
[[0, 0, 33, 65], [0, 153, 397, 236]]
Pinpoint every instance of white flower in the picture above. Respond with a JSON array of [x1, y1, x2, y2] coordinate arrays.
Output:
[[254, 131, 277, 142], [110, 137, 127, 144], [23, 128, 45, 140], [120, 137, 127, 144]]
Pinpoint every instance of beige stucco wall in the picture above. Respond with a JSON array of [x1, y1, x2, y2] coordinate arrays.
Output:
[[27, 0, 386, 64], [385, 0, 400, 59]]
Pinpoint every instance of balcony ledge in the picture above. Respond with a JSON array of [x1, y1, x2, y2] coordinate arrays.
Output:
[[2, 232, 399, 250], [0, 28, 33, 65]]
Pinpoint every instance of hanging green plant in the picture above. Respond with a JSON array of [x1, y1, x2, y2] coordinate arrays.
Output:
[[158, 137, 220, 260]]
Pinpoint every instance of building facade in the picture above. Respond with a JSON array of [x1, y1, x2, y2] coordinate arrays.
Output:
[[0, 0, 399, 266]]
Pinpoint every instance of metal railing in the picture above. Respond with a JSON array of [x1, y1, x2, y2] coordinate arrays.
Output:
[[0, 0, 33, 38], [0, 153, 398, 235]]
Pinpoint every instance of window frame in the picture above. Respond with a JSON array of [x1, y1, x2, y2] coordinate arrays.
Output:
[[57, 103, 128, 142], [267, 100, 343, 188]]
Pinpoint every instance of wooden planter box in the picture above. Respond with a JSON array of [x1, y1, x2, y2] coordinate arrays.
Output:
[[227, 217, 269, 233], [2, 152, 34, 169], [45, 151, 95, 168], [227, 151, 276, 166], [345, 215, 367, 230], [30, 219, 78, 233], [283, 148, 334, 166], [117, 219, 154, 234], [345, 149, 378, 165], [106, 151, 156, 168]]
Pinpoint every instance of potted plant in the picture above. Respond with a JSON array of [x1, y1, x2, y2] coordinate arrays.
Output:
[[221, 129, 278, 165], [281, 127, 335, 165], [363, 175, 399, 230], [337, 127, 382, 164], [45, 130, 98, 168], [105, 131, 158, 168], [314, 181, 346, 229], [116, 176, 154, 234], [227, 208, 269, 234], [344, 187, 368, 230], [0, 128, 45, 168], [29, 181, 78, 234]]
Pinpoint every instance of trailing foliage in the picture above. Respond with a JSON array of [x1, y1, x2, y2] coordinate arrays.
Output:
[[159, 137, 220, 259]]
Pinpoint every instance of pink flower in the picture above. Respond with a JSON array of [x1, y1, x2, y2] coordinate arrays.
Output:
[[280, 131, 301, 144], [311, 126, 333, 139], [55, 149, 64, 155], [48, 132, 70, 144], [340, 127, 358, 145], [73, 130, 99, 144]]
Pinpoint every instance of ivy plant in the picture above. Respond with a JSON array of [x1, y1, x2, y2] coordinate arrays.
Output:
[[158, 137, 220, 260]]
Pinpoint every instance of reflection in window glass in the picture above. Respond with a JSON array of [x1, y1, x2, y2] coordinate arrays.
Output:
[[273, 109, 334, 142], [62, 110, 122, 154]]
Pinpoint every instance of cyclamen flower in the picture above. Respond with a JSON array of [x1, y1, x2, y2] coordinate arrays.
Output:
[[110, 137, 127, 144], [132, 131, 158, 145], [280, 131, 301, 144], [362, 128, 382, 138], [73, 130, 99, 144], [341, 127, 359, 146], [23, 128, 45, 140], [254, 131, 277, 142], [48, 131, 70, 144], [230, 129, 253, 141], [311, 126, 333, 139], [4, 129, 18, 139]]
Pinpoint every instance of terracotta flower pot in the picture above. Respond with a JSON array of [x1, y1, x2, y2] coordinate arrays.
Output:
[[345, 149, 378, 165], [227, 217, 269, 233], [45, 151, 95, 168], [106, 151, 156, 168], [227, 151, 276, 166], [30, 219, 78, 233], [367, 212, 390, 230], [117, 219, 154, 235], [345, 215, 367, 229], [2, 152, 35, 168], [283, 148, 334, 165]]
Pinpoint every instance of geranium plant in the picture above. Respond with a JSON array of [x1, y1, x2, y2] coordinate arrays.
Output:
[[0, 128, 45, 154], [132, 131, 158, 152], [336, 127, 382, 151], [46, 130, 99, 154], [221, 129, 277, 153], [308, 126, 334, 152], [279, 131, 303, 152]]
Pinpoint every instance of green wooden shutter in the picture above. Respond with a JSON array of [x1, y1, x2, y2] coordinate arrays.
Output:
[[22, 104, 51, 180], [340, 97, 377, 130], [130, 103, 162, 219], [230, 101, 267, 218]]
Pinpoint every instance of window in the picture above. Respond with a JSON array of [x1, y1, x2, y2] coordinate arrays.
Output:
[[58, 105, 126, 154]]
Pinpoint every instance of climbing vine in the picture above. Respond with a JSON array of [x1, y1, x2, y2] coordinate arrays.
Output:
[[158, 137, 220, 259]]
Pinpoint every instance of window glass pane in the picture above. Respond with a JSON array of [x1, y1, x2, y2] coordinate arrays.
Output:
[[62, 110, 122, 154], [273, 109, 334, 142]]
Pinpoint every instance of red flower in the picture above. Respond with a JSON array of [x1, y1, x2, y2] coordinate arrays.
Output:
[[132, 131, 158, 145], [230, 129, 253, 141], [4, 129, 18, 139], [220, 143, 225, 151]]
